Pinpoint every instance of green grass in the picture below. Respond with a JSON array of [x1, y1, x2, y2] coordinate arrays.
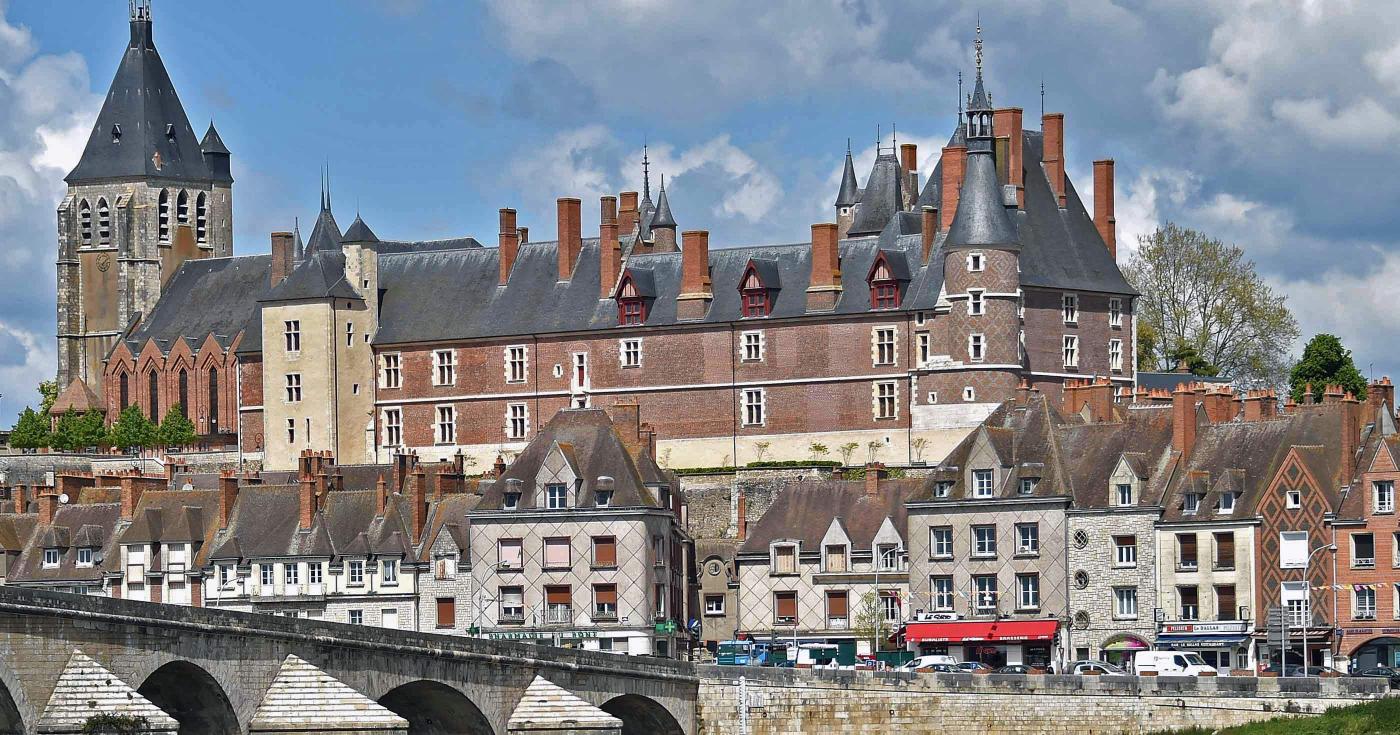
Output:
[[1150, 698, 1400, 735]]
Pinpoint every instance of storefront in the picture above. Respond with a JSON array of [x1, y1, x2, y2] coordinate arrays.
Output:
[[1100, 634, 1151, 670], [905, 619, 1059, 669], [1155, 620, 1254, 671], [1344, 632, 1400, 671]]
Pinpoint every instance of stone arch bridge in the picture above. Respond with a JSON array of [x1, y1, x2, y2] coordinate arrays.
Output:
[[0, 587, 695, 734]]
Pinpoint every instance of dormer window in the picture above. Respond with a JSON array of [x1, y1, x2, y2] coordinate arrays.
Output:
[[545, 483, 568, 510], [1184, 493, 1201, 515], [771, 544, 797, 575], [1115, 483, 1133, 507], [973, 469, 995, 498], [165, 123, 176, 140], [739, 262, 775, 318], [1019, 477, 1038, 496], [1219, 492, 1237, 514], [595, 475, 614, 508], [42, 549, 60, 569], [655, 484, 671, 508], [503, 492, 520, 510], [824, 544, 848, 572], [76, 548, 94, 568], [934, 481, 953, 498], [615, 271, 651, 326], [867, 251, 904, 310]]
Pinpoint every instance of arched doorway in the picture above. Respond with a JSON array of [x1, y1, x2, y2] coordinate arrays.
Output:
[[138, 661, 239, 734], [378, 680, 492, 734], [1101, 634, 1150, 671], [601, 694, 684, 735], [1351, 636, 1400, 671], [0, 678, 22, 735]]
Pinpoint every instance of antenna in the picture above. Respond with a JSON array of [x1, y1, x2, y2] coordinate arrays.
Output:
[[876, 124, 882, 152], [892, 122, 898, 150], [1040, 80, 1046, 117], [957, 70, 964, 114]]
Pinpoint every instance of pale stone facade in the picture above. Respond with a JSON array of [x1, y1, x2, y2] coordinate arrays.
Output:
[[1064, 508, 1159, 663], [1154, 522, 1258, 668]]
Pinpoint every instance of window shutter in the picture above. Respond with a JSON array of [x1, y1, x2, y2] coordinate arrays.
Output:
[[436, 597, 455, 627], [545, 538, 570, 567], [828, 592, 848, 617], [595, 585, 617, 605], [776, 592, 797, 619], [594, 537, 617, 567], [546, 586, 571, 605], [1215, 533, 1234, 568]]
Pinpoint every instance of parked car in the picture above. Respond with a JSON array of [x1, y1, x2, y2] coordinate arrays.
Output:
[[956, 661, 995, 673], [995, 664, 1035, 675], [900, 654, 958, 671], [1300, 666, 1346, 677], [1260, 663, 1306, 677], [1060, 660, 1126, 675], [1134, 651, 1216, 677], [1352, 666, 1400, 688]]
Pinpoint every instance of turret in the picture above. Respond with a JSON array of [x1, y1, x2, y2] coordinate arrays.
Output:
[[835, 141, 860, 240], [650, 174, 678, 252]]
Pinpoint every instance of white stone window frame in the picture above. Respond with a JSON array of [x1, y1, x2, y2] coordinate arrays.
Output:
[[1109, 339, 1123, 372], [380, 352, 402, 389], [742, 388, 766, 427], [972, 469, 995, 498], [963, 386, 977, 402], [1113, 587, 1138, 620], [1062, 292, 1079, 325], [930, 526, 954, 557], [1063, 334, 1079, 368], [931, 576, 955, 611], [770, 542, 799, 575], [871, 325, 898, 367], [505, 402, 530, 440], [971, 525, 997, 558], [916, 333, 931, 368], [1114, 535, 1137, 567], [704, 594, 726, 615], [1015, 523, 1039, 555], [382, 406, 403, 448], [1375, 480, 1395, 514], [873, 380, 898, 420], [968, 288, 985, 316], [619, 338, 643, 369], [433, 349, 457, 387], [740, 330, 766, 363], [504, 345, 529, 384], [967, 251, 985, 273], [1109, 297, 1123, 328], [435, 404, 456, 445], [1016, 574, 1040, 610], [283, 320, 301, 353], [42, 548, 60, 569]]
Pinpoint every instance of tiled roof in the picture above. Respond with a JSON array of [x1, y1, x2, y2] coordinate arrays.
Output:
[[123, 254, 271, 356], [9, 503, 121, 585], [738, 478, 922, 554]]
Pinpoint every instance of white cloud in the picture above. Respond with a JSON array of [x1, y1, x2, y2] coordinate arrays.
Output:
[[0, 322, 55, 413], [1272, 96, 1400, 149], [1273, 252, 1400, 382], [641, 136, 783, 223]]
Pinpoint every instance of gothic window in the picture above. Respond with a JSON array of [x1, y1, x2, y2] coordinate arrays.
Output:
[[178, 369, 189, 419], [738, 266, 772, 318], [119, 372, 130, 410], [96, 198, 111, 245], [195, 192, 207, 243], [147, 370, 159, 420], [615, 273, 648, 325], [208, 368, 219, 433], [79, 200, 93, 246], [158, 189, 170, 241], [866, 251, 904, 309], [176, 190, 189, 224]]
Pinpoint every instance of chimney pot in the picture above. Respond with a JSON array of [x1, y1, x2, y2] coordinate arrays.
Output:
[[1042, 113, 1066, 207], [1093, 159, 1117, 259], [498, 208, 519, 285]]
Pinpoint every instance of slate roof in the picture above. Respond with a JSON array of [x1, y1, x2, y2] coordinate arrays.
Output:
[[1054, 406, 1175, 508], [51, 379, 100, 415], [848, 153, 904, 237], [340, 215, 379, 244], [117, 489, 222, 566], [738, 478, 922, 554], [199, 122, 230, 155], [123, 254, 271, 356], [9, 503, 121, 585], [304, 205, 343, 257], [914, 396, 1073, 503], [945, 148, 1018, 250], [67, 12, 211, 184], [262, 249, 359, 303], [651, 180, 677, 229], [835, 150, 860, 208]]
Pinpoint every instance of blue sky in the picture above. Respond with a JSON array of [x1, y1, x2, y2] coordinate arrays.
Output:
[[2, 0, 1398, 424]]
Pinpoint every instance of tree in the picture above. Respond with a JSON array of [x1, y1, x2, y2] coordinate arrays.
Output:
[[49, 409, 82, 451], [74, 410, 109, 449], [1123, 223, 1298, 385], [852, 591, 890, 653], [1163, 343, 1220, 378], [1289, 334, 1367, 404], [808, 443, 829, 462], [156, 405, 197, 448], [110, 405, 157, 450], [10, 407, 50, 449], [838, 442, 860, 466], [38, 379, 58, 416], [752, 441, 771, 463], [911, 437, 930, 464], [866, 441, 882, 464]]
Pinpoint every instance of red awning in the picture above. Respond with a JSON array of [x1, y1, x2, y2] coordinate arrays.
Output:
[[905, 620, 1058, 644]]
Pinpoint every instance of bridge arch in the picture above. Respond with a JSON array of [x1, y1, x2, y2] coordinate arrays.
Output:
[[137, 660, 239, 735], [378, 680, 493, 734], [0, 678, 21, 735], [601, 693, 685, 735]]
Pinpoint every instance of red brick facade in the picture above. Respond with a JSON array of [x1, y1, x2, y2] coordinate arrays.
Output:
[[103, 333, 241, 438]]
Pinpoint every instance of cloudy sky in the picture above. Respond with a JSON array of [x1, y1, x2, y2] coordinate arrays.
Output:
[[0, 0, 1396, 423]]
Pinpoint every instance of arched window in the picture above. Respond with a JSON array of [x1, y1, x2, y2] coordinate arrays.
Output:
[[195, 192, 207, 243], [158, 189, 170, 241], [78, 200, 92, 246], [208, 367, 219, 433], [178, 368, 189, 419], [96, 198, 111, 245], [147, 370, 160, 420], [119, 372, 130, 410], [176, 190, 189, 224]]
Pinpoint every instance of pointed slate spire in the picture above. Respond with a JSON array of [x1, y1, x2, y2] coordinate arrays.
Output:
[[651, 174, 676, 229], [305, 169, 343, 255], [39, 650, 179, 733], [250, 655, 408, 733], [846, 148, 904, 237], [293, 217, 305, 261], [508, 675, 623, 732], [201, 121, 233, 183], [341, 214, 379, 244], [67, 2, 211, 184], [835, 140, 860, 208]]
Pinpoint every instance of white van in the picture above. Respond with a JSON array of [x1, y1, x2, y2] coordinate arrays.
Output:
[[900, 654, 958, 671], [1134, 650, 1217, 676]]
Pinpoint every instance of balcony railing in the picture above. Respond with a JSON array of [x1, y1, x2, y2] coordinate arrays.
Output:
[[545, 607, 572, 624], [1354, 558, 1376, 569]]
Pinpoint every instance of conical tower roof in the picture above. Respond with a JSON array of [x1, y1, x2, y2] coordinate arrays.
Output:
[[651, 175, 676, 229], [67, 3, 211, 184], [341, 214, 379, 244], [846, 152, 903, 237], [835, 146, 860, 208], [944, 149, 1019, 251]]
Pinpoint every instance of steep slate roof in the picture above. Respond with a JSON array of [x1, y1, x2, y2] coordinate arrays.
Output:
[[738, 478, 922, 554], [9, 503, 121, 585], [340, 215, 379, 244], [944, 149, 1019, 250], [66, 9, 211, 184], [262, 249, 359, 303], [848, 152, 904, 237], [304, 205, 344, 256], [51, 379, 101, 415], [0, 515, 38, 553], [914, 395, 1073, 502], [651, 179, 677, 229], [123, 255, 271, 355], [835, 149, 860, 208], [117, 489, 222, 566], [1054, 406, 1175, 508]]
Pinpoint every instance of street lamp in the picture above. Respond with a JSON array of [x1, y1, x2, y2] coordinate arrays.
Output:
[[1302, 543, 1336, 675]]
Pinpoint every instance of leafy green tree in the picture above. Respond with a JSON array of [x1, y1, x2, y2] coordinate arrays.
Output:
[[49, 409, 82, 451], [38, 379, 58, 416], [1136, 321, 1159, 372], [808, 443, 829, 462], [10, 407, 50, 449], [1123, 223, 1298, 385], [1164, 343, 1220, 377], [1289, 334, 1367, 404], [852, 591, 891, 653], [74, 410, 109, 449], [156, 405, 197, 448], [110, 405, 157, 450]]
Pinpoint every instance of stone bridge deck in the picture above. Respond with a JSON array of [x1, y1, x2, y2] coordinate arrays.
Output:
[[0, 587, 695, 734]]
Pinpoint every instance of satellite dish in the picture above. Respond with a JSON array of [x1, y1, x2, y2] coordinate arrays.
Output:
[[58, 493, 70, 504]]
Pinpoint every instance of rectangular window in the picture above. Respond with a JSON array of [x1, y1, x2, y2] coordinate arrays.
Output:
[[705, 594, 726, 615], [284, 320, 300, 352], [741, 330, 765, 362], [968, 289, 985, 316], [825, 544, 848, 572], [620, 338, 642, 368], [1217, 585, 1237, 620], [931, 527, 953, 558], [1184, 492, 1200, 515], [498, 539, 523, 570], [544, 537, 571, 568], [545, 483, 568, 509], [1214, 532, 1235, 570], [880, 591, 900, 623], [382, 559, 398, 585], [595, 488, 612, 507], [284, 373, 302, 403], [436, 405, 455, 444], [826, 591, 849, 628], [500, 587, 524, 621], [1115, 483, 1133, 506], [968, 333, 985, 362], [382, 408, 402, 447], [1356, 588, 1377, 620], [348, 560, 365, 585], [974, 575, 998, 614], [1219, 491, 1237, 513], [1286, 489, 1301, 508], [1019, 477, 1037, 495], [1115, 588, 1138, 619], [742, 388, 765, 427], [1109, 298, 1123, 327], [309, 563, 323, 585], [592, 536, 617, 567], [1062, 293, 1078, 324], [917, 333, 930, 367], [775, 591, 798, 624], [773, 545, 796, 574], [436, 597, 456, 628], [1114, 535, 1137, 567], [1017, 574, 1040, 610], [506, 403, 528, 440], [932, 576, 954, 611], [505, 345, 528, 384], [877, 544, 899, 571], [1177, 533, 1198, 570], [874, 381, 898, 420], [1016, 523, 1039, 555], [1178, 586, 1199, 620], [1063, 335, 1078, 368], [76, 548, 93, 567], [348, 609, 364, 625], [1376, 481, 1396, 513], [873, 327, 897, 366], [967, 252, 984, 272], [43, 549, 59, 568], [284, 563, 299, 586], [1109, 339, 1123, 371], [1353, 533, 1377, 569], [260, 564, 274, 587], [973, 469, 994, 497], [593, 584, 618, 618], [380, 353, 401, 389], [972, 525, 997, 558], [345, 322, 354, 347], [434, 349, 456, 386]]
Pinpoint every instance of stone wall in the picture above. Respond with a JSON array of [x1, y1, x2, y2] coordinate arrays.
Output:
[[697, 666, 1385, 735]]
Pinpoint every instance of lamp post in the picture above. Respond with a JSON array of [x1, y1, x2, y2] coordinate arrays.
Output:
[[1302, 543, 1336, 675]]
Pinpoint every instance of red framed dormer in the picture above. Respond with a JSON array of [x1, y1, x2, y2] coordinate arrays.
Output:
[[866, 249, 908, 310], [613, 267, 656, 326], [739, 259, 780, 318]]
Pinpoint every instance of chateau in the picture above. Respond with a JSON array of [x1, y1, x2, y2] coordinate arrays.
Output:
[[54, 5, 1135, 472]]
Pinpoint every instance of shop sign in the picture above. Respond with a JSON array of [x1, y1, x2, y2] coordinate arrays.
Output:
[[486, 630, 599, 640], [1340, 627, 1400, 637], [1159, 621, 1248, 635]]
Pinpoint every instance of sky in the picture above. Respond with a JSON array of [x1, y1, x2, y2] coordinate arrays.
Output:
[[1, 0, 1398, 424]]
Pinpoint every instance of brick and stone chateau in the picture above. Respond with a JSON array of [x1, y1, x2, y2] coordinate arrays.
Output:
[[54, 8, 1136, 471]]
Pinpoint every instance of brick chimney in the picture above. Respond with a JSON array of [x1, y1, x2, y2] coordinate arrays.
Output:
[[1324, 384, 1345, 404], [864, 463, 885, 496], [606, 402, 644, 457], [1042, 113, 1066, 208], [411, 467, 429, 545], [920, 206, 938, 264], [38, 492, 59, 526], [1093, 159, 1117, 259], [1343, 391, 1362, 475], [499, 208, 519, 285], [119, 474, 147, 521], [270, 231, 295, 287], [736, 489, 748, 541], [900, 143, 919, 205], [619, 191, 639, 235], [218, 470, 238, 530], [806, 223, 841, 312], [56, 472, 94, 503], [298, 463, 316, 531], [493, 455, 507, 479], [375, 475, 388, 517], [939, 143, 967, 231], [557, 198, 582, 281], [1082, 378, 1114, 423], [1368, 377, 1395, 422], [993, 108, 1024, 207], [1242, 390, 1278, 422], [1015, 379, 1031, 406], [518, 226, 528, 244], [11, 485, 26, 515], [1172, 385, 1198, 462], [600, 196, 620, 299], [676, 230, 712, 320], [1201, 386, 1236, 424]]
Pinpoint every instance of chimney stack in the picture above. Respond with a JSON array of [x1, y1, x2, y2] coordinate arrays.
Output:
[[921, 206, 938, 264], [1343, 391, 1362, 476], [605, 402, 644, 458], [518, 226, 528, 244], [1093, 159, 1117, 259], [498, 208, 519, 285], [1042, 113, 1066, 208], [864, 463, 885, 496], [411, 467, 429, 544], [900, 143, 919, 205], [1172, 385, 1199, 462], [619, 192, 639, 235], [298, 460, 316, 530], [375, 475, 388, 517], [119, 474, 146, 521], [12, 485, 26, 514], [218, 470, 239, 529], [939, 143, 967, 230], [38, 492, 59, 526], [557, 198, 582, 280], [736, 489, 748, 541], [270, 232, 295, 287], [1367, 377, 1395, 422], [676, 230, 712, 320], [600, 196, 620, 299], [993, 108, 1024, 207], [806, 223, 842, 312]]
